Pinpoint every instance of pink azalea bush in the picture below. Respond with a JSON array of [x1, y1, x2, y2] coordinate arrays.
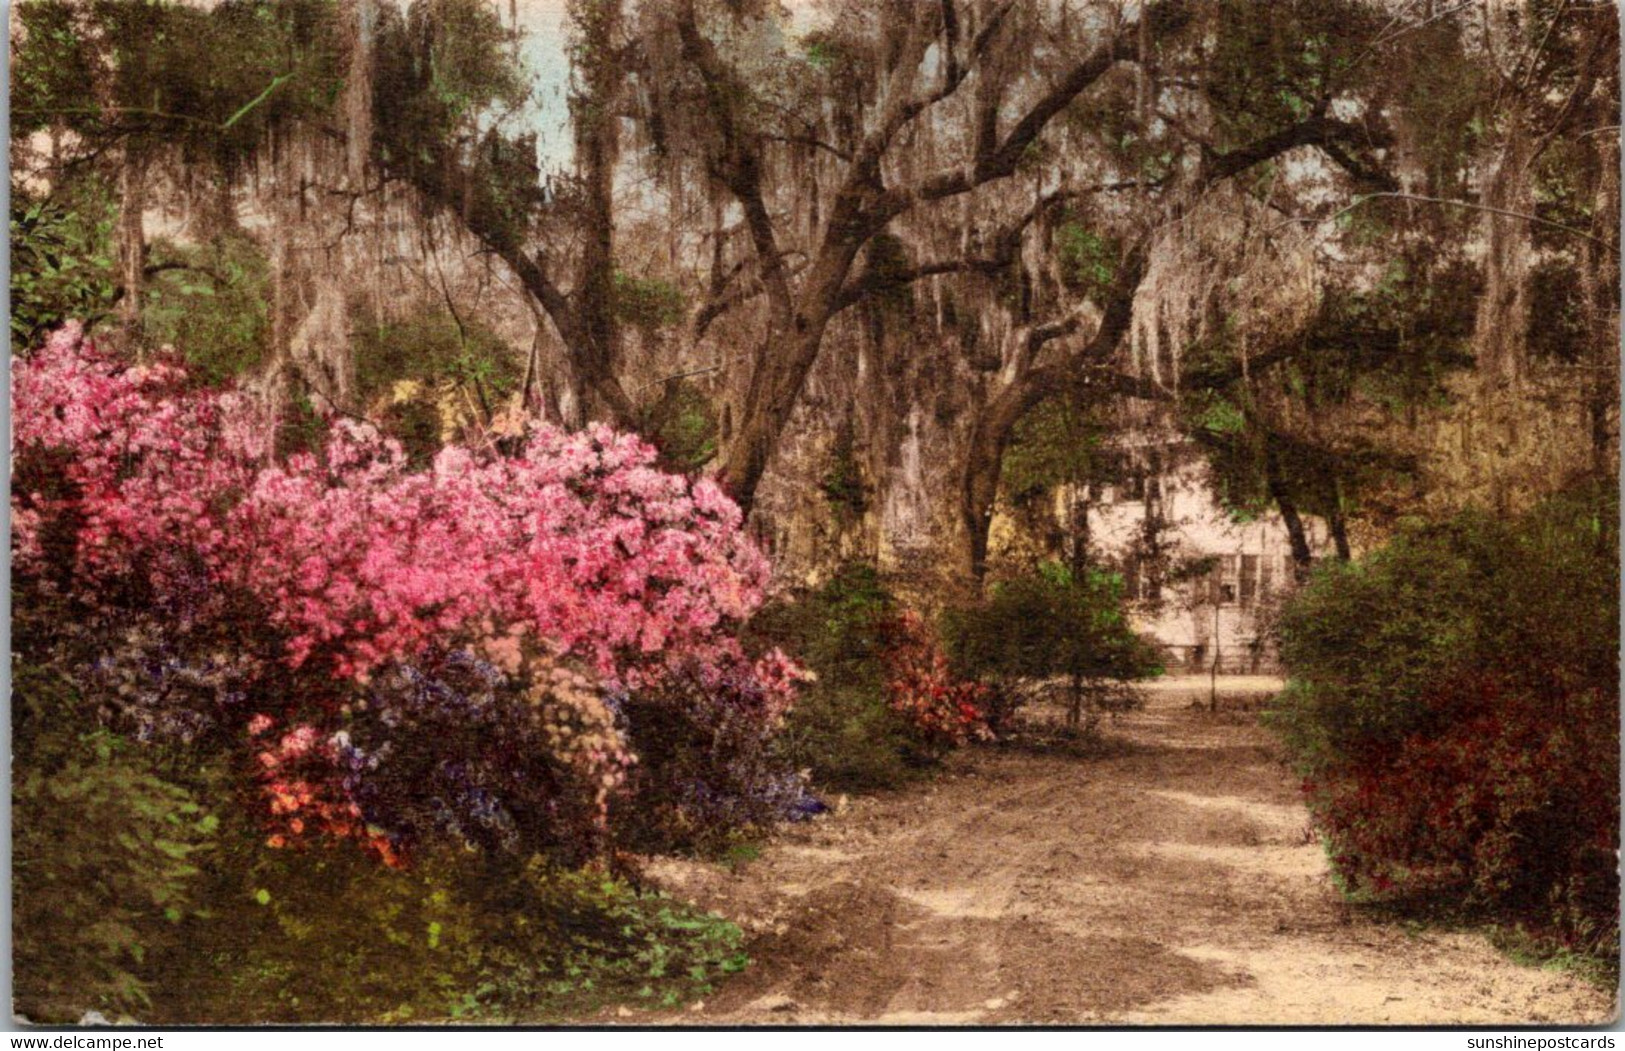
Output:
[[13, 324, 803, 864]]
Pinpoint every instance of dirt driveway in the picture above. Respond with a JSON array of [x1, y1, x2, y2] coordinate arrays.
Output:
[[644, 677, 1617, 1025]]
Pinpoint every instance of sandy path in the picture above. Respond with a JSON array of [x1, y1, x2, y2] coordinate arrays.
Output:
[[640, 678, 1617, 1025]]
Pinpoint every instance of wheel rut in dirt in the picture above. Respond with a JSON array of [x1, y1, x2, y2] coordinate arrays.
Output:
[[641, 679, 1616, 1025]]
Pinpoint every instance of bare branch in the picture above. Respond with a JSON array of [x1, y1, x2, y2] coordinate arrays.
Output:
[[675, 1, 796, 328], [875, 0, 1190, 222], [830, 180, 1148, 315], [1287, 191, 1616, 252]]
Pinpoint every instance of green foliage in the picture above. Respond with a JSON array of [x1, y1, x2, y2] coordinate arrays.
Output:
[[819, 423, 867, 516], [748, 563, 916, 790], [355, 308, 519, 407], [1175, 253, 1477, 525], [404, 0, 525, 125], [774, 683, 915, 791], [1200, 0, 1378, 150], [1179, 278, 1456, 524], [801, 35, 843, 71], [1526, 258, 1592, 366], [1271, 486, 1619, 953], [1274, 487, 1618, 764], [372, 0, 537, 238], [1055, 221, 1118, 301], [613, 271, 687, 333], [12, 664, 219, 1023], [12, 0, 345, 168], [944, 562, 1162, 728], [752, 563, 892, 689], [1385, 17, 1487, 193], [10, 182, 118, 354], [1000, 393, 1103, 503], [13, 657, 752, 1024], [10, 0, 96, 134], [166, 843, 744, 1024], [353, 307, 521, 461], [274, 389, 329, 460], [641, 379, 718, 473], [141, 233, 272, 383]]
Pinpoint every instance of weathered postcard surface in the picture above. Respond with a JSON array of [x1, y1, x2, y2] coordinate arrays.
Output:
[[9, 0, 1619, 1027]]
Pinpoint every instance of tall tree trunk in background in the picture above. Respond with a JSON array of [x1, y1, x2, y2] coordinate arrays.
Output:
[[675, 1, 1179, 515], [341, 0, 376, 189], [960, 405, 1015, 585], [1472, 120, 1533, 385], [1582, 135, 1621, 477], [570, 0, 635, 425], [1329, 508, 1351, 561], [1328, 478, 1352, 560], [713, 209, 872, 512], [116, 145, 147, 351]]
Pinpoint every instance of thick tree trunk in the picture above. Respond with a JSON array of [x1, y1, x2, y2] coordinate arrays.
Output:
[[1329, 508, 1351, 561], [718, 217, 869, 510], [1472, 122, 1533, 385], [1329, 478, 1352, 561], [572, 0, 633, 426], [341, 0, 376, 188], [959, 383, 1030, 584]]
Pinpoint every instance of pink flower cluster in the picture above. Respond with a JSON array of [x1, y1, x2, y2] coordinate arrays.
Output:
[[12, 322, 269, 593], [229, 418, 773, 687], [13, 326, 782, 691], [13, 325, 800, 860]]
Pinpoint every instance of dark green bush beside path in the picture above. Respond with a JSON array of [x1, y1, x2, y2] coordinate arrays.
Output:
[[1270, 485, 1620, 965], [944, 562, 1163, 733], [747, 563, 921, 790]]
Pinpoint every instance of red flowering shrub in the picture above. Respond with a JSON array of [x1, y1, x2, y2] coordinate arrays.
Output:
[[1275, 489, 1619, 954], [1304, 676, 1618, 952], [13, 324, 800, 864], [880, 612, 990, 753]]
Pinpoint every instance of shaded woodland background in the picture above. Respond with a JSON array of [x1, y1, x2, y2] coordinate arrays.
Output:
[[13, 0, 1618, 590]]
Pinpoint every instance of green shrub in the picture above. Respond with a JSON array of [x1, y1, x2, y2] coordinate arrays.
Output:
[[944, 562, 1162, 731], [1272, 485, 1619, 954], [161, 841, 745, 1024], [775, 683, 915, 791], [612, 271, 686, 333], [142, 233, 271, 384], [13, 658, 750, 1024], [618, 667, 811, 855], [747, 563, 918, 790], [354, 303, 520, 451], [9, 181, 118, 354], [12, 664, 219, 1023]]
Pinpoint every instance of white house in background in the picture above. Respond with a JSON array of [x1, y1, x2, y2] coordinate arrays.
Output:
[[1078, 439, 1330, 674]]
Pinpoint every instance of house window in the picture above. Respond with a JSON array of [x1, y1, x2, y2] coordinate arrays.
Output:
[[1259, 555, 1274, 596], [1209, 555, 1239, 605], [1239, 554, 1258, 607]]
